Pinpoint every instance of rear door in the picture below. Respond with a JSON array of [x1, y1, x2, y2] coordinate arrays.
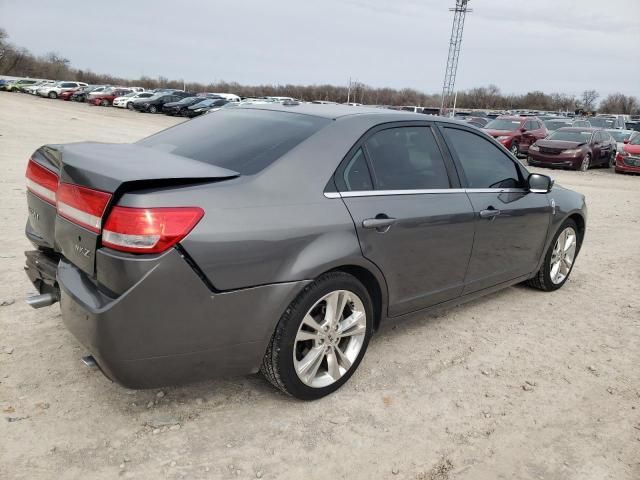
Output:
[[336, 123, 475, 316], [439, 125, 552, 294]]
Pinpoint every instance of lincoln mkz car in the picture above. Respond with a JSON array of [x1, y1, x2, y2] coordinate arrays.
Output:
[[23, 105, 587, 400], [527, 127, 617, 171]]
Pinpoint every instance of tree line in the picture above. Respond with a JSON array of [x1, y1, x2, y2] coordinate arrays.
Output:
[[1, 28, 638, 114]]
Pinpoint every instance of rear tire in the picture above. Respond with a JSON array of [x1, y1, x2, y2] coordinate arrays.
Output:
[[148, 105, 157, 113], [261, 272, 373, 400], [527, 219, 579, 292], [609, 151, 616, 168], [100, 99, 109, 107], [48, 91, 57, 99], [126, 102, 134, 110]]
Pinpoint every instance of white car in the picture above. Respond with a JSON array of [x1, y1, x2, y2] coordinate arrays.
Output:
[[23, 80, 56, 95], [113, 91, 154, 109], [38, 81, 87, 99]]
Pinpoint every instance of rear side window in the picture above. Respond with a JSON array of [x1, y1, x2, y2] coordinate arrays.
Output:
[[443, 127, 523, 189], [364, 127, 450, 190], [139, 109, 330, 175], [340, 148, 373, 191]]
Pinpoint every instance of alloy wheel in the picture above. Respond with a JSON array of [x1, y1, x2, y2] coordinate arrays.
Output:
[[549, 227, 577, 284], [510, 144, 519, 157], [580, 154, 590, 172], [293, 290, 367, 388]]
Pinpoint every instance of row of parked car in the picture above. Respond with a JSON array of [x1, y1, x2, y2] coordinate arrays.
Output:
[[2, 78, 639, 174], [1, 78, 243, 117], [478, 114, 640, 174]]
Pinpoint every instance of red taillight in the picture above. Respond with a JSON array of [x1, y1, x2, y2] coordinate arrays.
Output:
[[102, 207, 204, 254], [57, 183, 112, 233], [25, 159, 59, 205]]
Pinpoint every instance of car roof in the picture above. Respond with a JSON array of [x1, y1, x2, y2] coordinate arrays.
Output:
[[231, 102, 458, 123], [496, 115, 530, 121], [556, 127, 599, 132]]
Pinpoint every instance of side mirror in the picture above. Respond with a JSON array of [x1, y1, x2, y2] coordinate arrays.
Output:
[[528, 173, 553, 194], [624, 139, 629, 144]]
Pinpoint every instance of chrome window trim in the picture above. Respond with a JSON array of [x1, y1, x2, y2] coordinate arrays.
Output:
[[324, 188, 528, 198]]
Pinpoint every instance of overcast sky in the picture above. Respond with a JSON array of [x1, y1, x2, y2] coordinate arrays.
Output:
[[2, 0, 639, 98]]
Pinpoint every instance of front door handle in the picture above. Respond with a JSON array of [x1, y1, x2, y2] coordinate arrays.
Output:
[[362, 216, 397, 232], [479, 207, 501, 219]]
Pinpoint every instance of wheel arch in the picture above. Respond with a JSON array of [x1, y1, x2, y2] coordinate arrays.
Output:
[[324, 263, 388, 332]]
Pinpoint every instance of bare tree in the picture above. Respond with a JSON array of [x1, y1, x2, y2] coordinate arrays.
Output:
[[581, 90, 600, 112], [598, 93, 640, 115]]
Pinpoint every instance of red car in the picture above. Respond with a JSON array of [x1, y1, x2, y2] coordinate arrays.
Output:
[[482, 116, 548, 157], [59, 89, 81, 101], [89, 88, 132, 107], [527, 128, 616, 171], [615, 133, 640, 173]]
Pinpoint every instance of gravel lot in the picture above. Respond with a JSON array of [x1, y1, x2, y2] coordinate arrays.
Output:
[[1, 92, 639, 480]]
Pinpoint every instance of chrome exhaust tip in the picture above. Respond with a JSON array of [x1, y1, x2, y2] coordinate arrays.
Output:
[[25, 292, 57, 309], [81, 355, 98, 368]]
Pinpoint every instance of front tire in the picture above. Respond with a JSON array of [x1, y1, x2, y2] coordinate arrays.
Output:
[[527, 219, 579, 292], [510, 143, 520, 157], [100, 99, 109, 107], [578, 154, 591, 171], [261, 272, 373, 400], [148, 105, 158, 113], [609, 151, 616, 168]]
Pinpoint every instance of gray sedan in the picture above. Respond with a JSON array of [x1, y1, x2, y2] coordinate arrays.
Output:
[[24, 104, 587, 400]]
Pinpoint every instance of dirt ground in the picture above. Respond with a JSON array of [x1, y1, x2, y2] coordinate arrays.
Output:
[[0, 92, 638, 480]]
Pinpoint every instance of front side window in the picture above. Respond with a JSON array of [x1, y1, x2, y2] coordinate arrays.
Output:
[[443, 127, 523, 189], [364, 127, 450, 190]]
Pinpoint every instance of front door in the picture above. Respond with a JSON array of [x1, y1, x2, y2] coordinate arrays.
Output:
[[439, 125, 552, 294], [335, 125, 476, 316]]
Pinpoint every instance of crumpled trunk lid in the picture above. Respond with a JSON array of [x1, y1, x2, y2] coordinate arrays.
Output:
[[26, 142, 238, 276]]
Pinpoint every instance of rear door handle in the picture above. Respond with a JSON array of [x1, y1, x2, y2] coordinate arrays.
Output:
[[479, 208, 501, 219], [362, 217, 397, 231]]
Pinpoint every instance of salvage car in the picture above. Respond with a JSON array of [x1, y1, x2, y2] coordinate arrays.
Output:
[[131, 92, 192, 113], [482, 116, 547, 157], [88, 88, 133, 106], [38, 81, 88, 99], [23, 105, 587, 400], [606, 129, 636, 153], [183, 97, 228, 117], [527, 127, 616, 171], [113, 91, 153, 109], [614, 133, 640, 173], [161, 96, 209, 116]]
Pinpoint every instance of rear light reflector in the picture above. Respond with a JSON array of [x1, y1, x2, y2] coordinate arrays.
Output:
[[25, 159, 59, 205], [102, 207, 204, 254], [57, 183, 112, 233]]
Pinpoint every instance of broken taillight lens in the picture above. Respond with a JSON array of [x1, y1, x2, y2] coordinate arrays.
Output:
[[102, 206, 204, 254]]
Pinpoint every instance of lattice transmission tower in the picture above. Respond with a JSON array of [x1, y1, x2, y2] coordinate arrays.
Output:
[[440, 0, 472, 116]]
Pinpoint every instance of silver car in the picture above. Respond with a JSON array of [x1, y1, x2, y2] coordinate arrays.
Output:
[[24, 104, 587, 400]]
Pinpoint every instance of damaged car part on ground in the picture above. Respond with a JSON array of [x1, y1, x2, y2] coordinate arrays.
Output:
[[23, 104, 587, 400]]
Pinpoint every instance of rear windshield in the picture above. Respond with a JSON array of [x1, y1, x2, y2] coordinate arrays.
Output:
[[548, 130, 592, 143], [588, 118, 616, 128], [484, 119, 521, 131], [544, 120, 572, 130], [139, 109, 330, 175]]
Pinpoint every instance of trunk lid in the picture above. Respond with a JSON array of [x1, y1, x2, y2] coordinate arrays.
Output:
[[27, 142, 238, 276]]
